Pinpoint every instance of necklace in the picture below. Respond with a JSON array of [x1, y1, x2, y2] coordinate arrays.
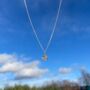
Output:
[[24, 0, 63, 61]]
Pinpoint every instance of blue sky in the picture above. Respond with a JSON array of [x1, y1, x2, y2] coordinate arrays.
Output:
[[0, 0, 90, 88]]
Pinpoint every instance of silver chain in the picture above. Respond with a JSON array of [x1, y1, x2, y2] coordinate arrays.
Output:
[[24, 0, 63, 54]]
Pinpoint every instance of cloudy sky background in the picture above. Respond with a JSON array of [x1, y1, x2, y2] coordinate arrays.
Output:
[[0, 0, 90, 88]]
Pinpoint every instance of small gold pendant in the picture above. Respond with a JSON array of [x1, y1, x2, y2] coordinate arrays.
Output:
[[42, 54, 48, 61]]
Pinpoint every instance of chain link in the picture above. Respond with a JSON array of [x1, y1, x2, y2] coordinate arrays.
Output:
[[24, 0, 63, 53]]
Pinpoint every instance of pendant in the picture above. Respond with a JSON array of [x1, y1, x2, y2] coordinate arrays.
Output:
[[42, 54, 48, 61]]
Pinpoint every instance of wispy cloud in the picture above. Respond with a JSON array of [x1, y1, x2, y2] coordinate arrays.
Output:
[[57, 14, 90, 38], [26, 0, 51, 10], [59, 64, 87, 75], [59, 67, 72, 74]]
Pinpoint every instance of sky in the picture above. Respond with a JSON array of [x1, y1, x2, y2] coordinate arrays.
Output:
[[0, 0, 90, 88]]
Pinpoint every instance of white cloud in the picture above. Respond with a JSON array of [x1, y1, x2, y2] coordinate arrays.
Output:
[[15, 68, 48, 80], [59, 67, 72, 74], [0, 62, 24, 73], [0, 53, 16, 64], [0, 53, 48, 80], [59, 65, 87, 75]]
